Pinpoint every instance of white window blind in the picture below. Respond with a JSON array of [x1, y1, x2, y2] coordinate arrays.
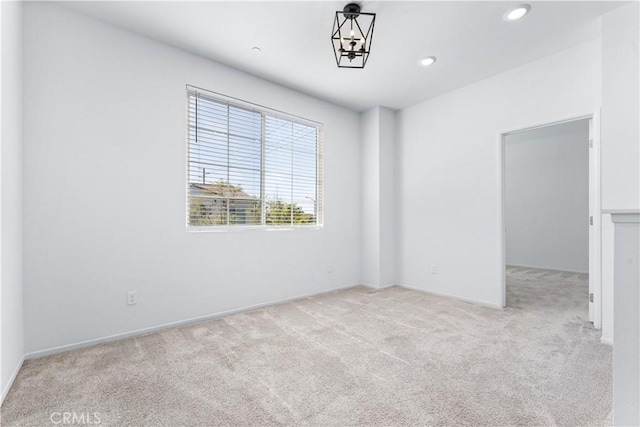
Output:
[[187, 85, 323, 229]]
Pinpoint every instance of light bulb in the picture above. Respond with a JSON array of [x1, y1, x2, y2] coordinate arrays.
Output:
[[504, 4, 531, 21], [418, 56, 437, 67]]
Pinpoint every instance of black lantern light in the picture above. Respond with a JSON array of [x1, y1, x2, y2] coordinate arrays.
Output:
[[331, 3, 376, 69]]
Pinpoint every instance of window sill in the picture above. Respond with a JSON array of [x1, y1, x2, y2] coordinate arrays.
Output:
[[187, 225, 323, 233]]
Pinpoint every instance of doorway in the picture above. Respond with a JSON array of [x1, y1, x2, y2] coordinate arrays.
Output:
[[500, 115, 600, 327]]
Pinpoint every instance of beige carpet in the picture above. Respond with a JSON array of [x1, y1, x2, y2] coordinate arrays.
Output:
[[2, 267, 611, 426]]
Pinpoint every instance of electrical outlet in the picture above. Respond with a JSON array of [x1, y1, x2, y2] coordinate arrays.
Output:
[[431, 265, 438, 275], [328, 264, 333, 274], [127, 291, 137, 305]]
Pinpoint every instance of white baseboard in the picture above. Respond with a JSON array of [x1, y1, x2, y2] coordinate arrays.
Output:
[[600, 335, 613, 346], [360, 283, 397, 290], [28, 282, 500, 360], [1, 355, 24, 405], [506, 264, 588, 275], [24, 283, 362, 360], [9, 280, 604, 404], [27, 275, 594, 362], [398, 284, 503, 309]]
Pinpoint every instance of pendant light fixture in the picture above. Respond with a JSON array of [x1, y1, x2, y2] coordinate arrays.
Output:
[[331, 3, 376, 69]]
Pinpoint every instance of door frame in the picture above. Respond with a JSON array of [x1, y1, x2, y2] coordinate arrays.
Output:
[[498, 111, 601, 328]]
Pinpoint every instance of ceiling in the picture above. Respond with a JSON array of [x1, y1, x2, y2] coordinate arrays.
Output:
[[61, 1, 626, 112]]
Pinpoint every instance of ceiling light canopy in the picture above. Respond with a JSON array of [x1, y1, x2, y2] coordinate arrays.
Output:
[[419, 56, 437, 67], [504, 4, 531, 21], [331, 3, 376, 69]]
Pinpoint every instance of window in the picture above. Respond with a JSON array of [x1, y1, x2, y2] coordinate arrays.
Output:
[[187, 86, 323, 229]]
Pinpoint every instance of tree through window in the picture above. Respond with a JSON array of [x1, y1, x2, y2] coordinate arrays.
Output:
[[187, 86, 323, 228]]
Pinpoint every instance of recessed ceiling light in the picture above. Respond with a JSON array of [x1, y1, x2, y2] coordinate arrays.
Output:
[[418, 56, 437, 67], [251, 46, 262, 53], [504, 4, 531, 21]]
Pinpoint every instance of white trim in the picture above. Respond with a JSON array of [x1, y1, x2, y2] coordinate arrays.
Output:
[[610, 212, 640, 224], [1, 355, 24, 405], [399, 284, 504, 309], [499, 123, 507, 308], [498, 112, 602, 326], [498, 113, 594, 137], [591, 111, 603, 328], [186, 84, 322, 128], [24, 283, 360, 360], [600, 336, 614, 346], [360, 283, 397, 290], [187, 225, 323, 233], [25, 282, 502, 360], [602, 209, 640, 215], [506, 264, 588, 275]]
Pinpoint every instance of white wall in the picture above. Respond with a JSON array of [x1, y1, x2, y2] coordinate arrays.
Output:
[[600, 3, 640, 424], [22, 3, 362, 355], [505, 120, 589, 273], [601, 2, 640, 212], [611, 214, 640, 426], [1, 0, 25, 401], [396, 40, 601, 307], [16, 1, 635, 361], [600, 1, 640, 349], [361, 108, 381, 286], [361, 106, 395, 288], [601, 215, 614, 344], [378, 108, 396, 286]]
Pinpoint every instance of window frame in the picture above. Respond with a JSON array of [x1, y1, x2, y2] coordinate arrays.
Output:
[[185, 85, 324, 232]]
